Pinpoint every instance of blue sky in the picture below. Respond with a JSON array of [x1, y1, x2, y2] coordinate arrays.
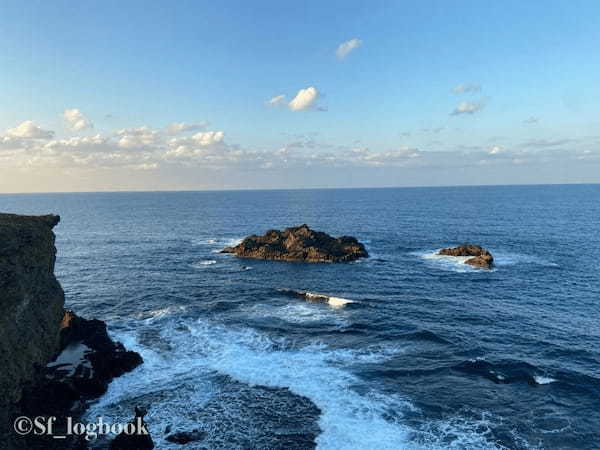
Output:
[[1, 1, 599, 192]]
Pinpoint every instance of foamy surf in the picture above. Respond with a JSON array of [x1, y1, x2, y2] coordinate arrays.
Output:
[[86, 318, 503, 450], [279, 289, 356, 308], [191, 259, 217, 268], [534, 375, 557, 385], [416, 250, 482, 272]]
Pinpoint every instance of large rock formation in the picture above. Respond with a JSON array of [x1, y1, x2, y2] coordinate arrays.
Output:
[[0, 214, 65, 424], [221, 224, 368, 263], [438, 244, 494, 269], [0, 213, 144, 449]]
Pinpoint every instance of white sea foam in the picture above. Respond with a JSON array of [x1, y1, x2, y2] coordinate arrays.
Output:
[[192, 236, 244, 251], [191, 259, 217, 268], [417, 250, 480, 273], [248, 302, 349, 325], [304, 292, 356, 308], [136, 305, 187, 320], [417, 248, 558, 271], [193, 238, 217, 245], [534, 375, 557, 385], [493, 252, 559, 267], [87, 318, 504, 450], [281, 289, 357, 308]]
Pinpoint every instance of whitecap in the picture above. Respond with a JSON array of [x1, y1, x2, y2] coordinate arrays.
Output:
[[136, 305, 187, 320], [191, 259, 217, 268], [304, 292, 356, 308], [280, 289, 357, 308], [534, 375, 557, 385]]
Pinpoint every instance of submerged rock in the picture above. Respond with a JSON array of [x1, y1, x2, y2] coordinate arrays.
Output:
[[278, 288, 356, 308], [221, 224, 368, 263], [165, 429, 207, 445], [438, 244, 494, 269]]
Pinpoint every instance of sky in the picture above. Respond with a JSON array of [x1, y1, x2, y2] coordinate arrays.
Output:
[[1, 0, 600, 193]]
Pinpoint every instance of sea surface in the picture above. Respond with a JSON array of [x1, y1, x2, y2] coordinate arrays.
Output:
[[2, 185, 599, 449]]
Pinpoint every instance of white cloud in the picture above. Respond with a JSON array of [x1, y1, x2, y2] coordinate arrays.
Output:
[[288, 87, 320, 111], [6, 121, 54, 139], [451, 101, 485, 115], [452, 83, 481, 94], [336, 38, 362, 60], [267, 95, 286, 107], [166, 122, 208, 134], [117, 126, 161, 149], [63, 109, 93, 131], [523, 117, 540, 124], [192, 130, 224, 146]]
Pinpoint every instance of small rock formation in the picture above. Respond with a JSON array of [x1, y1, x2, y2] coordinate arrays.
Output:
[[221, 224, 368, 263], [165, 429, 207, 445], [109, 407, 154, 450], [16, 309, 144, 449], [438, 244, 494, 269]]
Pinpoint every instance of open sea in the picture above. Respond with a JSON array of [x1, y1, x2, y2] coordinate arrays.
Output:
[[1, 185, 599, 449]]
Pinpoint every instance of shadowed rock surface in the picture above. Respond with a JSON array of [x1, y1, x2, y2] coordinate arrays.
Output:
[[0, 214, 65, 444], [109, 407, 154, 450], [221, 224, 368, 263], [438, 244, 494, 269], [0, 213, 143, 449]]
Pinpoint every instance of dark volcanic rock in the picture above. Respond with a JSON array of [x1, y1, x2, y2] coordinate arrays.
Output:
[[165, 429, 207, 444], [0, 214, 65, 445], [221, 224, 368, 263], [15, 310, 143, 449], [109, 407, 154, 450], [0, 212, 143, 449], [0, 214, 64, 405], [438, 244, 494, 269]]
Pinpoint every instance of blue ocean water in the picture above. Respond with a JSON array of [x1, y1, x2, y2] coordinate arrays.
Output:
[[1, 185, 599, 449]]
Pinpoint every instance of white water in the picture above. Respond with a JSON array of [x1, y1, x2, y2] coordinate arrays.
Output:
[[87, 317, 504, 449]]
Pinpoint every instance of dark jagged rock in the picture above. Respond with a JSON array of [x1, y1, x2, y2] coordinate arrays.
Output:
[[15, 310, 143, 449], [165, 429, 207, 445], [221, 224, 368, 263], [438, 244, 494, 269], [109, 407, 154, 450]]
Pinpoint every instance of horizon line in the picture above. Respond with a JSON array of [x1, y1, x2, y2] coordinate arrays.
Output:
[[0, 181, 598, 196]]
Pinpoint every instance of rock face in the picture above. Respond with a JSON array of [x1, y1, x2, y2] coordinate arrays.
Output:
[[0, 213, 144, 449], [0, 214, 65, 436], [438, 244, 494, 269], [221, 224, 368, 263]]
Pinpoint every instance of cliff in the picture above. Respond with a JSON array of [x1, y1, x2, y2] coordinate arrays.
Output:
[[0, 213, 144, 449], [0, 214, 65, 410]]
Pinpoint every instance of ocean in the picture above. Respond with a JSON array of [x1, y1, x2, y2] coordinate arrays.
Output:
[[2, 185, 599, 449]]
